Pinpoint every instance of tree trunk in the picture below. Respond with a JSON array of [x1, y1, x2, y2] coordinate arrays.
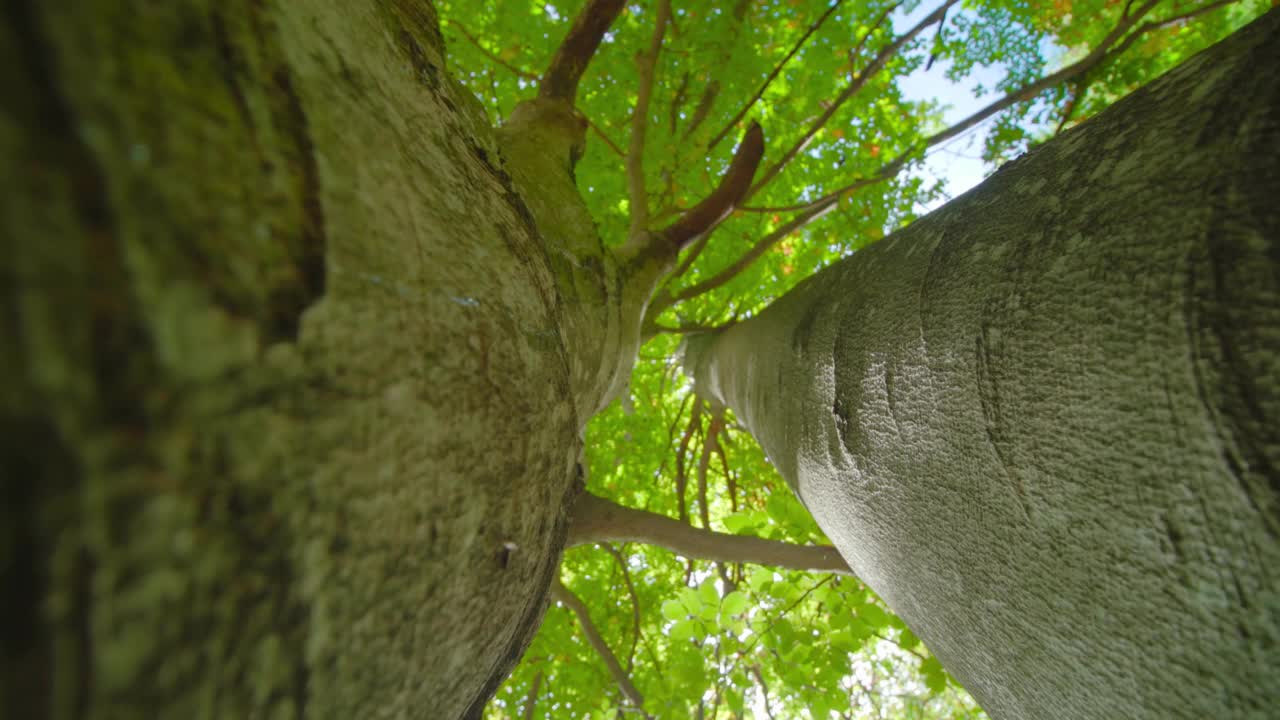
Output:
[[2, 1, 630, 718], [686, 11, 1279, 720]]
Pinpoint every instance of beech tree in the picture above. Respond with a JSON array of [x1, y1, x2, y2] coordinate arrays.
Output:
[[2, 3, 1273, 720]]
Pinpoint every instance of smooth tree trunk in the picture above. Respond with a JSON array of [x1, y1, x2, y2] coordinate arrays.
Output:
[[2, 1, 648, 718], [686, 10, 1278, 720]]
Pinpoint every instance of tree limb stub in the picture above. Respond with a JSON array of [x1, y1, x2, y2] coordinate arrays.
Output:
[[568, 491, 852, 575], [661, 121, 765, 251], [539, 0, 628, 103]]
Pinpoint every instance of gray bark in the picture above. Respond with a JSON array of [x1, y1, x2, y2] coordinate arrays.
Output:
[[568, 492, 852, 575], [2, 1, 638, 718], [686, 10, 1279, 720]]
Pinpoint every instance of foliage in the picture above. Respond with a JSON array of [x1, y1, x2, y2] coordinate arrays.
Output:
[[436, 0, 1267, 716]]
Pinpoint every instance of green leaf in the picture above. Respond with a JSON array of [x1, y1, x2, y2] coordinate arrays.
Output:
[[721, 511, 760, 534], [661, 599, 686, 621], [669, 618, 698, 642], [830, 628, 865, 654], [721, 591, 749, 618], [725, 686, 746, 715], [747, 567, 773, 593], [921, 656, 948, 695], [900, 627, 921, 651], [697, 579, 719, 607], [858, 603, 889, 629]]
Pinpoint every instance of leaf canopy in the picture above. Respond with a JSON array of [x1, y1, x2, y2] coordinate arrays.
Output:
[[437, 0, 1267, 717]]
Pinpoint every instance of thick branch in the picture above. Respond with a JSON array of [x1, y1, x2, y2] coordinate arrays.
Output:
[[540, 0, 628, 103], [660, 122, 765, 250], [568, 492, 853, 575], [649, 196, 838, 317], [551, 578, 647, 712]]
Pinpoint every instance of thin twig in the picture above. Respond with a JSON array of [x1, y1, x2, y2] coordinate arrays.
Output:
[[646, 317, 740, 337], [552, 578, 648, 713], [450, 21, 539, 80], [590, 118, 627, 157], [673, 400, 704, 524], [741, 577, 835, 656], [751, 665, 778, 720], [695, 414, 716, 530], [706, 0, 861, 151], [652, 197, 834, 314], [748, 0, 959, 197], [600, 542, 644, 673], [522, 670, 543, 720]]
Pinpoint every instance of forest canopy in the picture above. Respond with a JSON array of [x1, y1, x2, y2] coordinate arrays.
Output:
[[433, 1, 1268, 717]]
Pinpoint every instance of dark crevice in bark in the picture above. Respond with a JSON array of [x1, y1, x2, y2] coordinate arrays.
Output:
[[975, 325, 1031, 521], [1204, 193, 1279, 537], [211, 11, 257, 141], [269, 67, 328, 343], [1183, 9, 1280, 536], [397, 28, 443, 93], [0, 418, 85, 720], [6, 0, 153, 434]]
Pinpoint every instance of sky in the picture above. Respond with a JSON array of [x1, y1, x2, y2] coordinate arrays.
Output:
[[891, 4, 1061, 212]]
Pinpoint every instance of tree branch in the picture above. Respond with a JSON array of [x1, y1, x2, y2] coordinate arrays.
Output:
[[540, 0, 628, 103], [449, 21, 540, 80], [723, 0, 1169, 224], [647, 0, 1174, 315], [589, 117, 627, 157], [695, 413, 717, 530], [522, 669, 543, 720], [628, 0, 672, 237], [896, 0, 1160, 152], [649, 196, 836, 316], [660, 122, 765, 250], [646, 317, 740, 337], [748, 0, 958, 197], [568, 492, 853, 575], [706, 0, 860, 151], [673, 400, 703, 524], [1110, 0, 1243, 55], [752, 665, 778, 720], [551, 578, 648, 712], [600, 542, 644, 672], [677, 0, 753, 142]]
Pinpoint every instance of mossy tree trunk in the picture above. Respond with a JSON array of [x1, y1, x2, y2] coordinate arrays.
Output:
[[685, 11, 1279, 720], [2, 1, 642, 718]]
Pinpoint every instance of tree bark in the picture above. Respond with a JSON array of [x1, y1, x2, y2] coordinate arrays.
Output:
[[1, 1, 630, 718], [686, 10, 1279, 720], [568, 492, 852, 575]]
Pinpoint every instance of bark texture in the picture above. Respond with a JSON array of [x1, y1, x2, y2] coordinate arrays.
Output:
[[687, 11, 1279, 719], [1, 1, 623, 718], [568, 492, 852, 575]]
